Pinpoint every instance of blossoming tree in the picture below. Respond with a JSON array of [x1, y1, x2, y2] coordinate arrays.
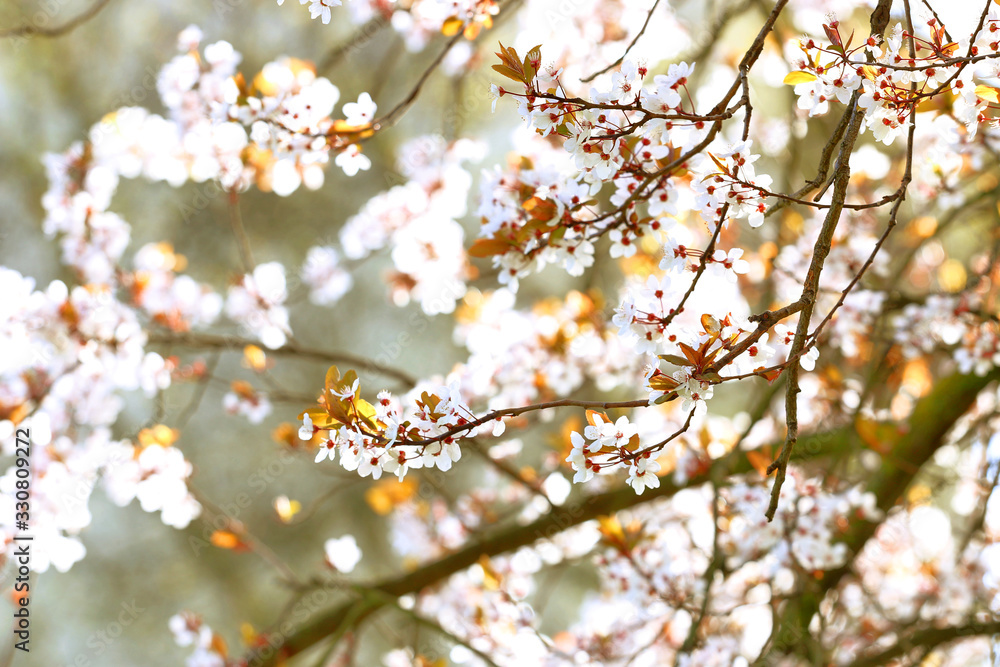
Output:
[[5, 0, 1000, 664]]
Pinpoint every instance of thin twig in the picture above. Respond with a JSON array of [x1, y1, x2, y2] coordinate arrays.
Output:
[[320, 14, 389, 72], [146, 330, 418, 388], [174, 353, 221, 431], [227, 189, 255, 273], [579, 0, 662, 83], [0, 0, 113, 38], [765, 89, 866, 521]]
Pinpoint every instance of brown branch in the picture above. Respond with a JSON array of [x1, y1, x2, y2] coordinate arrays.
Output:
[[765, 109, 851, 218], [766, 0, 897, 520], [145, 330, 419, 388], [765, 89, 865, 520], [319, 14, 389, 72], [387, 397, 653, 449], [851, 620, 1000, 667], [579, 0, 662, 83], [0, 0, 113, 38], [589, 0, 788, 224], [227, 189, 255, 273], [246, 418, 862, 666], [371, 0, 523, 133]]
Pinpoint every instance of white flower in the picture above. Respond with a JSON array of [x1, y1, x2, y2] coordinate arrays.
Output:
[[712, 248, 751, 283], [324, 535, 362, 572], [225, 262, 290, 349], [800, 346, 820, 371], [610, 59, 642, 104], [169, 613, 203, 647], [743, 332, 775, 368], [660, 238, 689, 273], [585, 414, 637, 449], [302, 246, 353, 306], [566, 431, 594, 483], [677, 377, 713, 417], [222, 387, 272, 424], [627, 457, 661, 494], [335, 144, 371, 176], [343, 92, 377, 126], [332, 377, 360, 400], [314, 439, 336, 463], [609, 228, 637, 258], [299, 413, 315, 440], [613, 296, 637, 337], [307, 0, 342, 24]]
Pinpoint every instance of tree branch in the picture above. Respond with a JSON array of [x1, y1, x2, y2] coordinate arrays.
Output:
[[0, 0, 113, 38], [851, 619, 1000, 667], [245, 417, 886, 665], [145, 330, 418, 388]]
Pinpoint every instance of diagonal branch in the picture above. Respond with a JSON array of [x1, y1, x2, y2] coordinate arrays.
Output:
[[765, 89, 865, 520], [146, 330, 418, 388], [0, 0, 113, 38], [245, 418, 882, 666], [851, 619, 1000, 667], [579, 0, 662, 83]]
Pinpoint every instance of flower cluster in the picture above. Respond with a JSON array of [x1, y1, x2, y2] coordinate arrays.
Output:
[[788, 15, 1000, 145], [690, 141, 772, 228], [304, 366, 480, 481]]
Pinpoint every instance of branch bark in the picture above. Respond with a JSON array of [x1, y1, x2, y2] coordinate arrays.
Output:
[[851, 619, 1000, 667]]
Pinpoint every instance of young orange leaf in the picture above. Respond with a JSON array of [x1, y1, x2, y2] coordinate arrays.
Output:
[[707, 152, 729, 173], [701, 313, 721, 337], [478, 554, 502, 590], [210, 530, 243, 550], [300, 406, 341, 429], [523, 196, 557, 221], [746, 447, 773, 477], [758, 367, 783, 383], [468, 237, 512, 257], [324, 365, 342, 395], [585, 409, 609, 427], [492, 64, 525, 84], [783, 71, 818, 85], [442, 16, 464, 36], [243, 344, 269, 372], [365, 478, 418, 516], [975, 84, 1000, 103], [210, 633, 228, 658], [677, 342, 702, 366], [658, 354, 690, 367]]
